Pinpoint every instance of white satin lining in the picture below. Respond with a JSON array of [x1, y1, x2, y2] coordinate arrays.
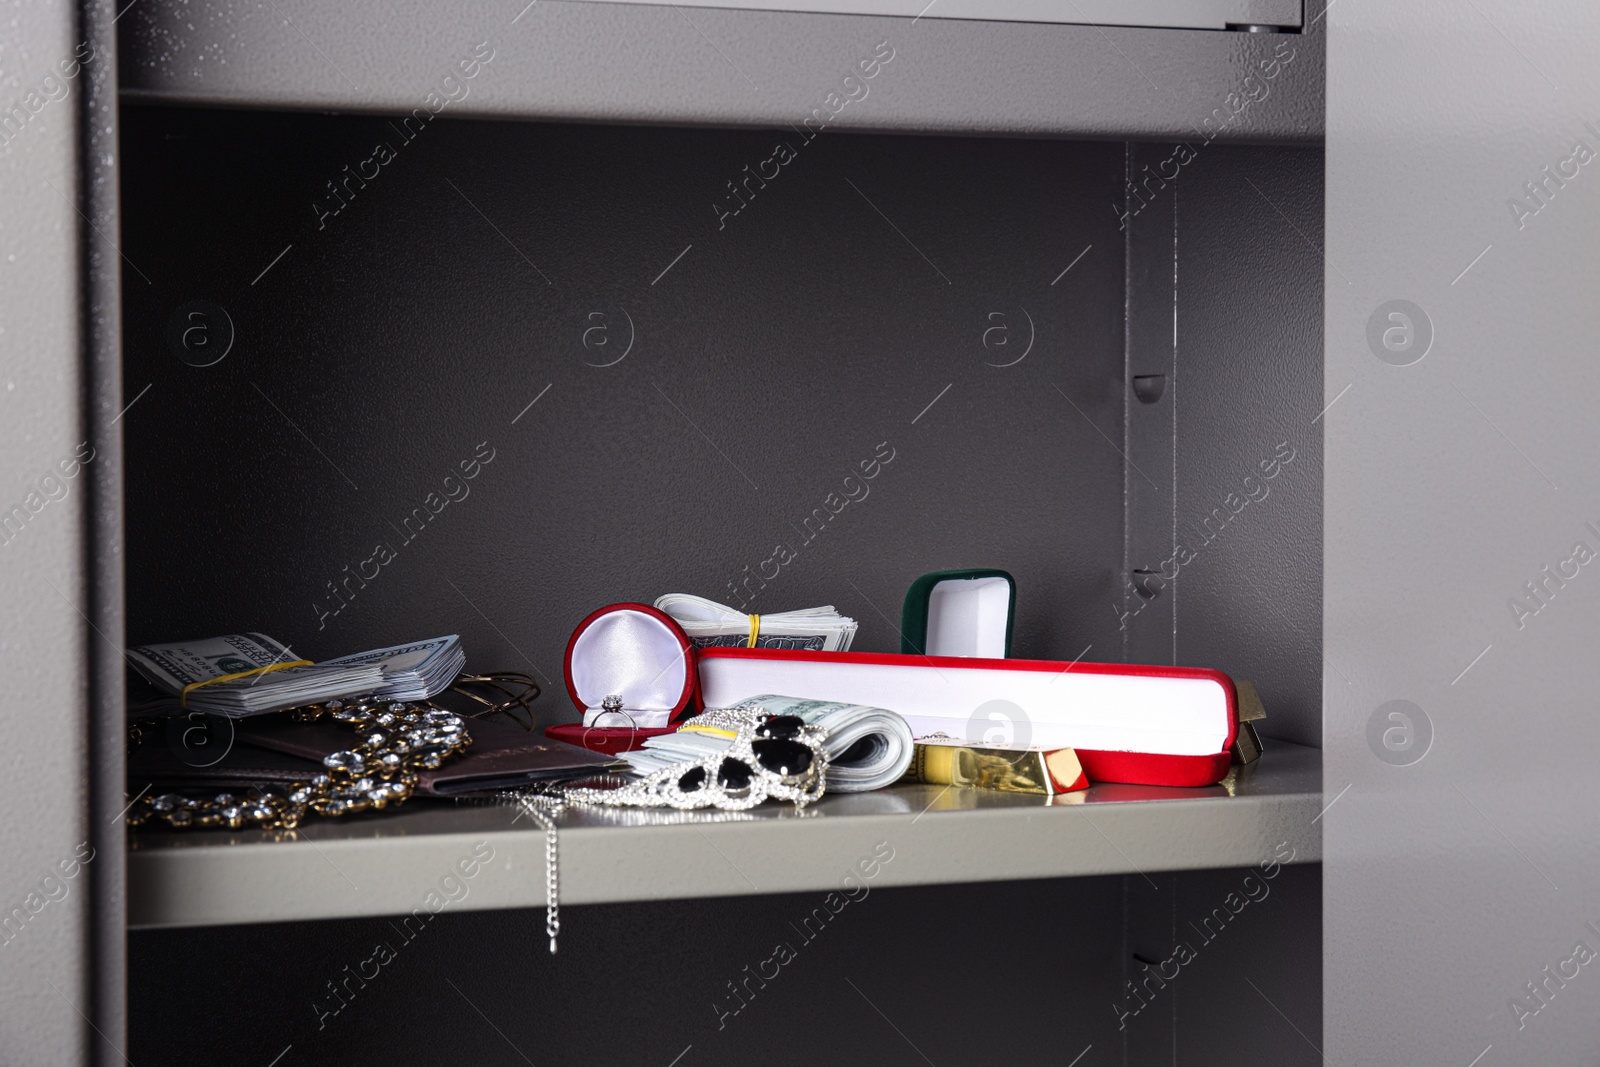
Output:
[[571, 609, 686, 728], [926, 577, 1010, 657]]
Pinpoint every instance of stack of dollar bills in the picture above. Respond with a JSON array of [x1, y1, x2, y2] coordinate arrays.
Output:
[[624, 694, 912, 792], [320, 635, 465, 702], [654, 593, 858, 651], [126, 633, 464, 718]]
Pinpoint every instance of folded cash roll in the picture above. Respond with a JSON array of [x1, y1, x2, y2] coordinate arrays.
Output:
[[623, 694, 913, 793], [654, 593, 858, 652]]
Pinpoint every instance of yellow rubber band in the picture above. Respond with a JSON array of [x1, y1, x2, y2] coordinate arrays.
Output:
[[180, 660, 313, 709], [678, 724, 739, 739], [746, 614, 760, 648]]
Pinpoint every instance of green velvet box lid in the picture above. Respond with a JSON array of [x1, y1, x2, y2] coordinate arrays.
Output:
[[899, 568, 1016, 658]]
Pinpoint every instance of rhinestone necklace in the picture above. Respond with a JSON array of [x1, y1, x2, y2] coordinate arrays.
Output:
[[551, 705, 829, 811], [125, 698, 472, 831], [502, 703, 831, 954]]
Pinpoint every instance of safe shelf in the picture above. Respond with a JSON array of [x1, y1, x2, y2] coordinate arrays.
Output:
[[127, 740, 1319, 929], [116, 0, 1322, 142]]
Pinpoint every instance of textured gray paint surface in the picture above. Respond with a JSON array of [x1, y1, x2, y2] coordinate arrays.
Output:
[[129, 874, 1136, 1064], [128, 866, 1317, 1063], [1125, 861, 1322, 1065], [1172, 144, 1323, 748], [1123, 142, 1181, 673], [1122, 142, 1324, 748], [116, 0, 1323, 142], [119, 110, 1325, 744], [125, 857, 1317, 1064], [0, 1, 92, 1063], [1325, 2, 1600, 1063], [1120, 144, 1324, 1065], [119, 111, 1135, 698]]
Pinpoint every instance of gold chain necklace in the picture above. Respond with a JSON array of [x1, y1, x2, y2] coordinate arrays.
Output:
[[126, 698, 472, 830], [124, 699, 577, 952]]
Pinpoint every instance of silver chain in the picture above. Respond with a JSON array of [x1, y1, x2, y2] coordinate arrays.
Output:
[[512, 793, 564, 953], [502, 704, 823, 954]]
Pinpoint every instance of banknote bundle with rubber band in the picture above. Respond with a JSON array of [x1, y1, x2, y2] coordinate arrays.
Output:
[[126, 633, 465, 718]]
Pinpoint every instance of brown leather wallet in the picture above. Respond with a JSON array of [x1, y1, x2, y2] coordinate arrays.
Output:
[[129, 714, 622, 797]]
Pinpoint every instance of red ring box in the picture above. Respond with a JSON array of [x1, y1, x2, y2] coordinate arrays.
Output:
[[544, 602, 698, 756]]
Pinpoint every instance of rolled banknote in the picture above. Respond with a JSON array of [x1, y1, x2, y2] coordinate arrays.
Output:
[[625, 693, 912, 792], [654, 593, 858, 652]]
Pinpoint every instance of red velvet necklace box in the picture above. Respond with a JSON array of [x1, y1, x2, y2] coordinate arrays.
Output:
[[696, 647, 1239, 787], [544, 602, 698, 756]]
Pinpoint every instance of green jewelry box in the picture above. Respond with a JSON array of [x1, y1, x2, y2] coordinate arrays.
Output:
[[899, 568, 1016, 658]]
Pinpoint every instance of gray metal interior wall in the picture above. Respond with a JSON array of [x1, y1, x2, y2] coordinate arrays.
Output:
[[121, 112, 1324, 744], [128, 865, 1319, 1065], [1116, 141, 1325, 1066], [1122, 142, 1325, 748], [1124, 861, 1322, 1066], [1173, 144, 1324, 748], [120, 110, 1134, 699]]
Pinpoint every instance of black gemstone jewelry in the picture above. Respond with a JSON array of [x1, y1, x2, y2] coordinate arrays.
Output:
[[755, 714, 805, 740], [717, 757, 754, 791], [551, 703, 829, 811], [752, 738, 813, 777]]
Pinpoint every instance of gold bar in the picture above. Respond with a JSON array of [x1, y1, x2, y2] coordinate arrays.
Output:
[[1232, 680, 1267, 764], [1232, 720, 1265, 765], [1235, 679, 1268, 722], [899, 739, 1087, 795]]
